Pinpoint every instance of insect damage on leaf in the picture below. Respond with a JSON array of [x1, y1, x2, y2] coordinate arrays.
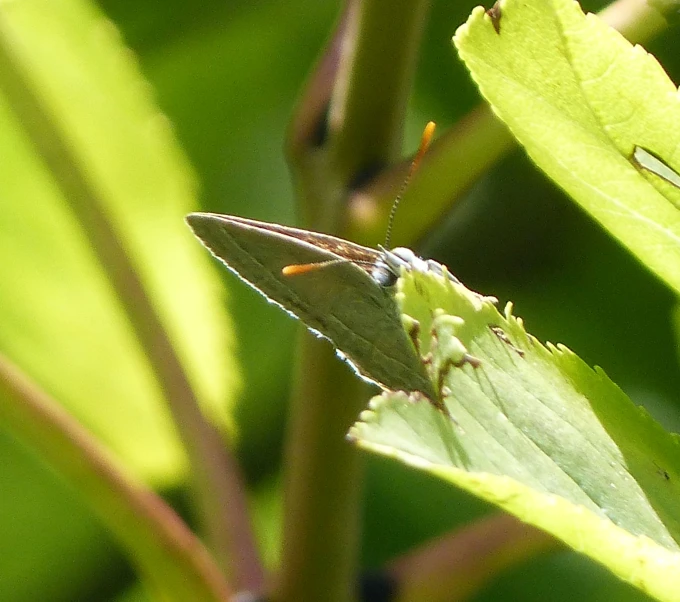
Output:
[[486, 0, 503, 34], [491, 325, 525, 357], [632, 146, 680, 189], [393, 265, 503, 415]]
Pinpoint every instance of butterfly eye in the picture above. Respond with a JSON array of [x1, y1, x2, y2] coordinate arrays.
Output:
[[370, 258, 398, 288]]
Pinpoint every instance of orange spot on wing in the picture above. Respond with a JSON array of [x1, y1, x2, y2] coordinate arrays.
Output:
[[282, 263, 325, 276]]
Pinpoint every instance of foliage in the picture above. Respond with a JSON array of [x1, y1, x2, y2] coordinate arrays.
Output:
[[1, 0, 679, 601]]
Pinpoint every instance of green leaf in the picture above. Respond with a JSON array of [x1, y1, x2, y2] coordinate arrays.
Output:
[[0, 0, 238, 483], [453, 0, 680, 295], [0, 355, 232, 602], [350, 268, 680, 601]]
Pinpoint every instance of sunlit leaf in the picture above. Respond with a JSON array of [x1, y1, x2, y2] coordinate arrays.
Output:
[[351, 267, 680, 601], [0, 0, 238, 483], [454, 0, 680, 294]]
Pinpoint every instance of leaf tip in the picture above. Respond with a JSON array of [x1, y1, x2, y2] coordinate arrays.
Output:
[[452, 5, 488, 47]]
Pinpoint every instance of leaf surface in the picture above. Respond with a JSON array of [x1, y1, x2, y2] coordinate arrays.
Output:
[[0, 0, 238, 483], [454, 0, 680, 293], [351, 267, 680, 601]]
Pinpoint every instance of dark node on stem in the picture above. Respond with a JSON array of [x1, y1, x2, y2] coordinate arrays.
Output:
[[359, 570, 398, 602], [311, 105, 330, 147], [349, 161, 387, 192], [487, 1, 502, 34]]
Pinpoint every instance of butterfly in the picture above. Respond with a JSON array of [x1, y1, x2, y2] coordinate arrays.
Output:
[[186, 212, 457, 401], [187, 122, 459, 402]]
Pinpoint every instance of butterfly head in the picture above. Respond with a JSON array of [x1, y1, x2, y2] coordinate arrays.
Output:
[[371, 247, 426, 287]]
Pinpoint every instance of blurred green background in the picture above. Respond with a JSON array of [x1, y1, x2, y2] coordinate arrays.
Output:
[[1, 0, 679, 600]]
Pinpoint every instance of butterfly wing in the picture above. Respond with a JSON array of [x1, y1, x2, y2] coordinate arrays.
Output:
[[187, 212, 435, 398]]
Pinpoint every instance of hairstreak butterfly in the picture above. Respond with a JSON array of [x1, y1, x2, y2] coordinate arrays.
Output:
[[187, 123, 453, 401]]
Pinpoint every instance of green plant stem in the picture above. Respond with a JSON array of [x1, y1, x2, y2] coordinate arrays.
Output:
[[281, 1, 430, 599], [327, 0, 431, 182], [346, 106, 514, 247], [0, 353, 232, 602], [278, 334, 370, 602], [388, 514, 559, 602], [0, 15, 263, 591], [287, 1, 349, 161]]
